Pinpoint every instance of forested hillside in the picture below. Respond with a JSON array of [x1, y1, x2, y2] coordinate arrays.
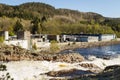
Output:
[[0, 2, 120, 37]]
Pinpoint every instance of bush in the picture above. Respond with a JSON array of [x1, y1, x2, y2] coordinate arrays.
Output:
[[50, 40, 59, 53], [32, 43, 37, 50], [0, 36, 4, 43], [9, 31, 15, 36]]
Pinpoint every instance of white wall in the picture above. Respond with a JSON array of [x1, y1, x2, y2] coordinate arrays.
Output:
[[37, 42, 50, 48], [4, 40, 28, 49], [32, 39, 50, 48], [88, 36, 98, 42], [77, 36, 98, 42], [101, 34, 116, 41]]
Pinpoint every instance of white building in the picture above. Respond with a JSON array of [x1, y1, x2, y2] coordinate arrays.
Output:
[[76, 36, 98, 42], [61, 34, 116, 42], [99, 34, 116, 41], [2, 31, 29, 49], [32, 39, 50, 48], [4, 40, 28, 49], [31, 34, 50, 49]]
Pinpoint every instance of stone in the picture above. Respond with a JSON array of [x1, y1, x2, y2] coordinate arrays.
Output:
[[79, 63, 102, 73], [45, 68, 94, 79], [55, 53, 84, 63], [104, 65, 120, 72]]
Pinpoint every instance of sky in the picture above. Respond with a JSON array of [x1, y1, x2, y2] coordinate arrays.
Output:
[[0, 0, 120, 18]]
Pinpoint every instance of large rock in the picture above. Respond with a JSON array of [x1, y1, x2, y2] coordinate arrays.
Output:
[[54, 53, 85, 63], [79, 63, 102, 73], [104, 65, 120, 72], [45, 68, 94, 78]]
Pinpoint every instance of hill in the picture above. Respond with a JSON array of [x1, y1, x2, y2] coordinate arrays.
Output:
[[0, 2, 104, 21], [0, 2, 120, 37]]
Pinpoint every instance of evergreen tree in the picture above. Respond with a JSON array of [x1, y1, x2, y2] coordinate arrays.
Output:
[[31, 17, 41, 34], [31, 16, 47, 34], [13, 20, 24, 34]]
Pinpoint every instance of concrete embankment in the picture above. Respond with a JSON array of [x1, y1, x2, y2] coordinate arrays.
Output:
[[58, 40, 120, 51]]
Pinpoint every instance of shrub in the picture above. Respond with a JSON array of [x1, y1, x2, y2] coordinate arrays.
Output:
[[9, 31, 15, 36], [32, 43, 37, 50], [50, 40, 59, 53], [0, 36, 4, 43]]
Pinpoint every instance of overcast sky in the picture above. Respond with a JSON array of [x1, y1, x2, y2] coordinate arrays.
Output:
[[0, 0, 120, 18]]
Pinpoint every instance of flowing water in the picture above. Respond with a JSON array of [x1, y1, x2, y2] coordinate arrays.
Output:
[[73, 44, 120, 58], [61, 44, 120, 58]]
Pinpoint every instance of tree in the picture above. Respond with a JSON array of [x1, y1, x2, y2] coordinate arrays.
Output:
[[13, 20, 24, 34], [31, 16, 47, 34], [31, 17, 41, 34], [8, 26, 15, 36]]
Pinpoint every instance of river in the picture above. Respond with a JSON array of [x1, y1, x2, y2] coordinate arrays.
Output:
[[73, 44, 120, 58], [61, 44, 120, 58]]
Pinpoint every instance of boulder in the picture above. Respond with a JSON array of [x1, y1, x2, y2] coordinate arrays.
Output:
[[80, 63, 95, 68], [55, 53, 84, 63], [104, 65, 120, 72], [45, 68, 93, 77], [79, 63, 102, 73]]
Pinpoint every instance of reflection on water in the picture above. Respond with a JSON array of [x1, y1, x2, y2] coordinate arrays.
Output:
[[73, 44, 120, 57]]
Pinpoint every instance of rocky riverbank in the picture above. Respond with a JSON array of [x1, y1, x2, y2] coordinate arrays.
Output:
[[0, 44, 84, 63], [1, 40, 120, 62]]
